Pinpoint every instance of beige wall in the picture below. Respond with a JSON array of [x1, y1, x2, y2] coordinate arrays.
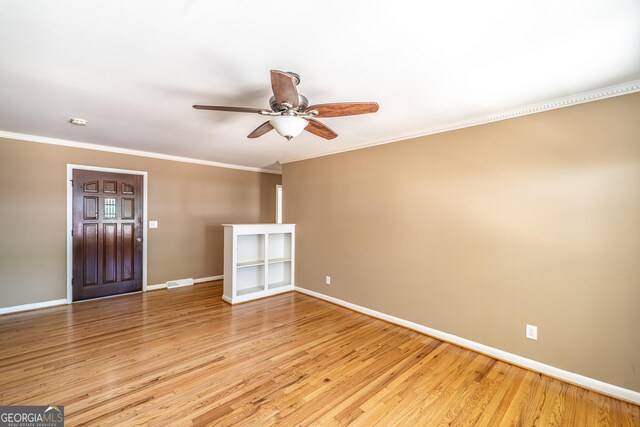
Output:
[[0, 138, 281, 308], [283, 93, 640, 392]]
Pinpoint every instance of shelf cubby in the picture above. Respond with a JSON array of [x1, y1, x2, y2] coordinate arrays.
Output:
[[236, 234, 264, 265], [267, 260, 291, 289], [268, 281, 291, 290], [236, 264, 265, 296], [268, 233, 292, 261]]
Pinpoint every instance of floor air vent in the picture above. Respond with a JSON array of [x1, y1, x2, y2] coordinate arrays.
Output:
[[166, 278, 194, 289]]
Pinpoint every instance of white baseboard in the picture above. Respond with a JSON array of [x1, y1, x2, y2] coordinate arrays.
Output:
[[0, 299, 67, 315], [147, 275, 223, 291], [146, 283, 168, 291], [1, 276, 224, 313], [194, 275, 223, 284], [295, 286, 640, 405]]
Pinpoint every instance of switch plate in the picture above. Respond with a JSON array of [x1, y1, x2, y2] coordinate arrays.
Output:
[[149, 220, 158, 229], [526, 324, 538, 340], [325, 276, 331, 285]]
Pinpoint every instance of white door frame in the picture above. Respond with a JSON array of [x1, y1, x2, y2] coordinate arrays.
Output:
[[66, 164, 148, 303], [276, 184, 283, 224]]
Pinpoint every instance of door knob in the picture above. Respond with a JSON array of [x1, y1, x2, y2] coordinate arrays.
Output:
[[136, 237, 142, 242]]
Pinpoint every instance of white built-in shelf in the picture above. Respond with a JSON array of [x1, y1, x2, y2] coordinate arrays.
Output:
[[268, 281, 291, 290], [237, 260, 265, 268], [237, 286, 265, 296], [268, 257, 291, 264], [223, 224, 295, 304]]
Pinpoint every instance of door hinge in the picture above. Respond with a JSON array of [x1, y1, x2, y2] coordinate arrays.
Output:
[[71, 229, 74, 236], [70, 179, 73, 187]]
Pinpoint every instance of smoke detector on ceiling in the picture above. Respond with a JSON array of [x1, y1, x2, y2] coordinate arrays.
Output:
[[69, 118, 87, 126]]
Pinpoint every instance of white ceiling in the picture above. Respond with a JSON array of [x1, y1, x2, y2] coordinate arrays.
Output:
[[1, 1, 639, 172]]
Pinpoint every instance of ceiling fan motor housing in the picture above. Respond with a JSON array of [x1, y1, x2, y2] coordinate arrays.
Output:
[[269, 94, 309, 113]]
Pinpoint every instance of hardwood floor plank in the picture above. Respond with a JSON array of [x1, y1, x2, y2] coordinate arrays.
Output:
[[0, 282, 637, 426]]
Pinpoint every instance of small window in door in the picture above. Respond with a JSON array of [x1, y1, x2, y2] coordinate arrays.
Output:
[[104, 198, 117, 219]]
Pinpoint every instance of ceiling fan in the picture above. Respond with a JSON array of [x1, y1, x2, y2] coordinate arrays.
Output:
[[193, 70, 379, 141]]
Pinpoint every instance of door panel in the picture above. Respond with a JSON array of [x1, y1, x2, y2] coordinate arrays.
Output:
[[104, 180, 117, 193], [83, 197, 98, 220], [122, 223, 135, 281], [122, 183, 134, 194], [72, 170, 143, 301], [121, 198, 134, 220], [83, 181, 98, 193], [103, 223, 117, 283], [83, 224, 99, 286]]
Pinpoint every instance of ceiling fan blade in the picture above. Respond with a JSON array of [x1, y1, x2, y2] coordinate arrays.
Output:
[[270, 70, 299, 108], [247, 121, 274, 138], [306, 102, 379, 118], [305, 119, 338, 140], [193, 105, 265, 113]]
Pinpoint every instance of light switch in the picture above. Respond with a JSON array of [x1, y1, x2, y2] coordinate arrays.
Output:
[[149, 220, 158, 229]]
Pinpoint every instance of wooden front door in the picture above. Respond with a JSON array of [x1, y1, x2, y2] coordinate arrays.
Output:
[[72, 169, 143, 301]]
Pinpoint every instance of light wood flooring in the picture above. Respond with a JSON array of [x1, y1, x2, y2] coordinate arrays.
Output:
[[0, 282, 638, 426]]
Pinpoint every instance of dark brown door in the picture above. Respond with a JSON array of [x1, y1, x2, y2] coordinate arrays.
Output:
[[72, 170, 143, 301]]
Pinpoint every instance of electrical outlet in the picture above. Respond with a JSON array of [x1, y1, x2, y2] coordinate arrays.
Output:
[[325, 276, 331, 285], [526, 324, 538, 340]]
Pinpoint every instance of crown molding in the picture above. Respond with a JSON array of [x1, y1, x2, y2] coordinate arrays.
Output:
[[2, 80, 637, 172], [279, 79, 640, 165], [0, 130, 282, 175]]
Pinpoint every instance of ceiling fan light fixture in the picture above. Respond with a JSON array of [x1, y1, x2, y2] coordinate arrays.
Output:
[[194, 70, 378, 140], [269, 115, 308, 140]]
